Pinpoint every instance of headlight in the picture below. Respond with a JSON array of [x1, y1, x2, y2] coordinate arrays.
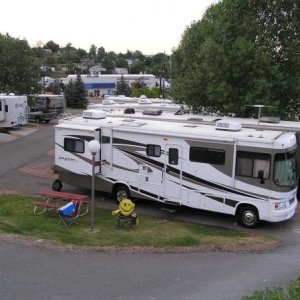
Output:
[[274, 202, 287, 210]]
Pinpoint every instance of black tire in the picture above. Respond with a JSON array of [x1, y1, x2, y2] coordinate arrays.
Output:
[[52, 179, 62, 191], [113, 185, 130, 203], [237, 205, 259, 229], [36, 116, 41, 123]]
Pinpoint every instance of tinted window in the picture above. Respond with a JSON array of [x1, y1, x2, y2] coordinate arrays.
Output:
[[146, 144, 161, 157], [169, 148, 179, 165], [190, 147, 225, 165], [64, 138, 84, 153]]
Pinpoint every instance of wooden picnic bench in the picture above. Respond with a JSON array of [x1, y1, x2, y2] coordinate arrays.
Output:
[[32, 190, 91, 216], [32, 201, 62, 215]]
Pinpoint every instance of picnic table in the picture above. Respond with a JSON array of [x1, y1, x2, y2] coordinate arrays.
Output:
[[32, 190, 91, 216]]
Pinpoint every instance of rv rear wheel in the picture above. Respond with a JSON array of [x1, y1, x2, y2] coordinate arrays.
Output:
[[114, 185, 131, 203], [52, 179, 62, 191], [237, 205, 259, 229]]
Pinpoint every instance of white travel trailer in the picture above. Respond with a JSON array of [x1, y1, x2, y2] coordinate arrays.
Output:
[[0, 94, 29, 128], [53, 110, 299, 228]]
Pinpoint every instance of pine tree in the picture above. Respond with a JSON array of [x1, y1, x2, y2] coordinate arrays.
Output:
[[64, 74, 88, 108]]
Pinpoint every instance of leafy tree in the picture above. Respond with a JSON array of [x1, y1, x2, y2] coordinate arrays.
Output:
[[64, 74, 88, 108], [89, 44, 97, 60], [130, 86, 160, 98], [250, 0, 300, 119], [125, 50, 132, 58], [44, 40, 60, 53], [129, 60, 145, 74], [97, 46, 105, 62], [45, 79, 64, 94], [60, 43, 82, 63], [102, 56, 115, 73], [132, 50, 145, 61], [171, 0, 300, 118], [115, 58, 129, 68], [116, 75, 131, 96], [0, 33, 41, 94], [77, 48, 88, 60]]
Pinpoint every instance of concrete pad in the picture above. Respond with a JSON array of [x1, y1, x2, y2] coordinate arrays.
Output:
[[9, 126, 39, 137], [0, 133, 17, 143]]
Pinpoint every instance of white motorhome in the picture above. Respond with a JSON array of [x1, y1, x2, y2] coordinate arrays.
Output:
[[53, 110, 299, 228], [0, 94, 29, 128]]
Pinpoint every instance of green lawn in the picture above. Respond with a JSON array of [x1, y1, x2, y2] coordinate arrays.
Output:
[[242, 276, 300, 300], [0, 195, 280, 251]]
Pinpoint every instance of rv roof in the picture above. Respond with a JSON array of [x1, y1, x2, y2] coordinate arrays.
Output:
[[107, 110, 300, 132], [56, 114, 296, 149]]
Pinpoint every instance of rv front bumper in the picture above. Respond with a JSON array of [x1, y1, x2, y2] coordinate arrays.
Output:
[[268, 196, 298, 223]]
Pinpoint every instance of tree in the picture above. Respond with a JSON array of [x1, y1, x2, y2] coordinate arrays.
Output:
[[44, 40, 60, 53], [64, 74, 88, 108], [0, 33, 41, 94], [97, 46, 105, 62], [115, 58, 128, 68], [170, 0, 300, 118], [46, 79, 64, 94], [116, 75, 131, 96], [129, 60, 145, 74], [130, 86, 160, 98], [89, 44, 97, 60], [102, 56, 115, 73]]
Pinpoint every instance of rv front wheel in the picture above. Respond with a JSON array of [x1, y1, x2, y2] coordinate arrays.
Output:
[[114, 185, 130, 203], [237, 206, 259, 229]]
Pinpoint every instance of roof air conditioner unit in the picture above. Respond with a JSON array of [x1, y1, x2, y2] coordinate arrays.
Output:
[[82, 110, 106, 119], [216, 120, 241, 131]]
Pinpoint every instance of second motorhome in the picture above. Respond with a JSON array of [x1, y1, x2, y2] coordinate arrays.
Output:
[[53, 110, 299, 228], [28, 94, 65, 123]]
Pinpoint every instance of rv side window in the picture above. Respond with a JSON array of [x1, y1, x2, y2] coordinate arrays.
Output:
[[169, 148, 178, 165], [64, 138, 84, 153], [236, 151, 270, 179], [5, 105, 8, 112], [146, 144, 161, 157], [189, 147, 225, 165], [101, 136, 110, 144]]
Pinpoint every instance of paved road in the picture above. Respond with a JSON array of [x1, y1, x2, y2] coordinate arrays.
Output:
[[0, 120, 300, 300]]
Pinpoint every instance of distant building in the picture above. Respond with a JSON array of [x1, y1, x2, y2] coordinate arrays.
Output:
[[64, 74, 157, 97], [89, 64, 106, 75], [115, 68, 128, 75]]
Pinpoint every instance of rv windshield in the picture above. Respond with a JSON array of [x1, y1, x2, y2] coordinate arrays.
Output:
[[274, 150, 297, 187]]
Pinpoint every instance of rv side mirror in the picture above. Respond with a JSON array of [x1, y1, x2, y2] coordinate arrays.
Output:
[[258, 170, 265, 184]]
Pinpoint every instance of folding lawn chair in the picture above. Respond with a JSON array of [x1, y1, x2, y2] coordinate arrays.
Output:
[[58, 201, 80, 227]]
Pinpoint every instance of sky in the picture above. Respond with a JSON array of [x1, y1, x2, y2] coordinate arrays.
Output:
[[0, 0, 217, 55]]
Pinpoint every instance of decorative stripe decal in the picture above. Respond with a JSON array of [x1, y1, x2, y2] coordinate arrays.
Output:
[[117, 147, 263, 200]]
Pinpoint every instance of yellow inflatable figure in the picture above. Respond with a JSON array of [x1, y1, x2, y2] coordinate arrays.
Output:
[[112, 199, 138, 227]]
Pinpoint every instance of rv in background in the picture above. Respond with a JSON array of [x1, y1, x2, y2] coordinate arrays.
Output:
[[0, 94, 29, 128], [53, 110, 299, 228], [28, 94, 65, 123]]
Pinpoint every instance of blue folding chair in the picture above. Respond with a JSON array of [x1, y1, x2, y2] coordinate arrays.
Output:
[[58, 201, 80, 227]]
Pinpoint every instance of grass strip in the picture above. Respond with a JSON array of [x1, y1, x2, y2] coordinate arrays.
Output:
[[0, 195, 279, 250], [242, 276, 300, 299]]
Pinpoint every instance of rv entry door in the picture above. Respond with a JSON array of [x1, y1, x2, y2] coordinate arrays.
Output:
[[164, 144, 182, 201]]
